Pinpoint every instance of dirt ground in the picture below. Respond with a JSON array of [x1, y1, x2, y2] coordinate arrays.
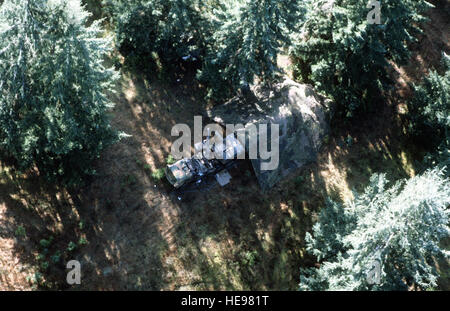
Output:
[[0, 2, 449, 291]]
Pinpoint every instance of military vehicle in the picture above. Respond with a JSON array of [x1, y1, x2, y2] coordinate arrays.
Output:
[[165, 78, 330, 191], [165, 132, 245, 189]]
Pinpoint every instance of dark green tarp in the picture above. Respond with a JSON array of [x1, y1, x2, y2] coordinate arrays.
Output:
[[207, 78, 330, 191]]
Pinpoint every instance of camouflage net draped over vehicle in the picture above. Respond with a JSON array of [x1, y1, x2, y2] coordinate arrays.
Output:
[[207, 78, 330, 191]]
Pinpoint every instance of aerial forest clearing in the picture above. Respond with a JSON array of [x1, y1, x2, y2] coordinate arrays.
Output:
[[0, 0, 449, 291]]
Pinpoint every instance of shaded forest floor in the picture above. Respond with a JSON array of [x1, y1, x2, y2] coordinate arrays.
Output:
[[0, 2, 449, 290]]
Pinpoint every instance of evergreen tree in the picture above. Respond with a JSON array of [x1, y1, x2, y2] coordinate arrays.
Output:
[[408, 53, 450, 173], [300, 168, 450, 290], [290, 0, 433, 118], [106, 0, 299, 100], [0, 0, 120, 184], [105, 0, 215, 77], [199, 0, 300, 102]]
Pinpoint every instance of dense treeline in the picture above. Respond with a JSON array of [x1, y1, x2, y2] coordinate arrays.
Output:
[[290, 0, 432, 118], [105, 0, 434, 112], [408, 53, 450, 174], [104, 0, 300, 101]]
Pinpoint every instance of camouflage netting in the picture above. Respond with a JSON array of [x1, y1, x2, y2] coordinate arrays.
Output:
[[206, 78, 330, 191]]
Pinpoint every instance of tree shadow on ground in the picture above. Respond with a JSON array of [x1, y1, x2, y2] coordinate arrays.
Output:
[[0, 160, 168, 290]]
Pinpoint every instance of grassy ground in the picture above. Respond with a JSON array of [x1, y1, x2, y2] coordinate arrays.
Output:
[[0, 1, 449, 291]]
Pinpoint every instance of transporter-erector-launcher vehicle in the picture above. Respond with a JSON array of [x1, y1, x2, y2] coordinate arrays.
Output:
[[165, 78, 330, 192]]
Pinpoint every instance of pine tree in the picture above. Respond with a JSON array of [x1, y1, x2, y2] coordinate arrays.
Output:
[[0, 0, 120, 184], [408, 53, 450, 173], [199, 0, 300, 101], [105, 0, 299, 100], [290, 0, 433, 118], [105, 0, 215, 77], [300, 168, 450, 290]]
